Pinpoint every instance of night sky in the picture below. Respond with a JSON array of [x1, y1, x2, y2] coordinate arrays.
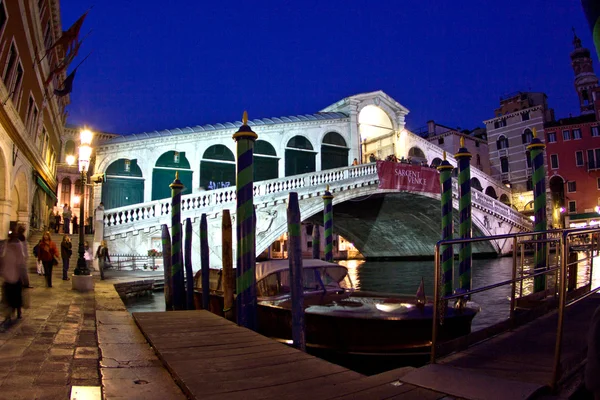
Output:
[[58, 1, 596, 135]]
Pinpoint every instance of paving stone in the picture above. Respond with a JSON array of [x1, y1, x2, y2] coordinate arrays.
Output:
[[70, 378, 101, 387], [72, 366, 100, 380], [34, 371, 70, 386], [97, 324, 147, 344], [75, 346, 98, 359], [41, 361, 71, 373], [49, 347, 74, 357], [0, 389, 38, 400], [34, 386, 71, 400], [99, 343, 157, 364]]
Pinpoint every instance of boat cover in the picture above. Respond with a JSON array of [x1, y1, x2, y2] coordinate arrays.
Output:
[[255, 259, 342, 282]]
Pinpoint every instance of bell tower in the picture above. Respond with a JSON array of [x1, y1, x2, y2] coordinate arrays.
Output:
[[571, 28, 599, 115]]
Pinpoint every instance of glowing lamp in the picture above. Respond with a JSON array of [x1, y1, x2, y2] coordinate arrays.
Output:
[[66, 155, 75, 166]]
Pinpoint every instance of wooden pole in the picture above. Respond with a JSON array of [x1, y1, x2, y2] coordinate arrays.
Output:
[[323, 186, 334, 263], [161, 224, 173, 311], [200, 213, 210, 310], [222, 210, 234, 321], [455, 137, 472, 293], [170, 172, 185, 310], [312, 224, 320, 260], [184, 218, 195, 310], [437, 151, 454, 297], [287, 192, 306, 351]]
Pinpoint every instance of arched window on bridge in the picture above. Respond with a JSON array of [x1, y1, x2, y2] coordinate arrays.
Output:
[[470, 177, 483, 191], [485, 186, 498, 199], [430, 157, 442, 168], [152, 151, 192, 200], [102, 159, 144, 209], [254, 140, 279, 182], [408, 146, 427, 165], [60, 177, 71, 206], [200, 145, 235, 191], [499, 193, 511, 206], [321, 132, 349, 170], [285, 136, 316, 176], [522, 129, 533, 145], [64, 140, 75, 162], [496, 135, 509, 150]]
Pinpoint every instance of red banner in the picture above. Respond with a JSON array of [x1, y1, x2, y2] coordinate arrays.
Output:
[[377, 161, 440, 194]]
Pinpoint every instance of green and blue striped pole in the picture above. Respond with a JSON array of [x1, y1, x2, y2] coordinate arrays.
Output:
[[184, 218, 195, 310], [312, 224, 320, 260], [437, 151, 454, 297], [170, 172, 185, 310], [455, 137, 472, 293], [527, 128, 547, 292], [288, 192, 306, 351], [233, 111, 258, 330], [161, 224, 173, 311], [323, 186, 334, 263], [200, 213, 210, 310], [582, 0, 600, 61]]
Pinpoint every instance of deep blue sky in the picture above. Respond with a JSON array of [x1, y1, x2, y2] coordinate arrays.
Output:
[[59, 1, 596, 135]]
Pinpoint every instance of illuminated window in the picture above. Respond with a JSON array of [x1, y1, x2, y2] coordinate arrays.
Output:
[[174, 152, 180, 163], [124, 159, 131, 172]]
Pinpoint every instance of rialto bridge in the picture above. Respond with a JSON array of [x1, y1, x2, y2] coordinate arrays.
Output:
[[91, 90, 531, 269]]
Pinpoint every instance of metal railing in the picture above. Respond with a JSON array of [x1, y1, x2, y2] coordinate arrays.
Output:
[[430, 226, 600, 390], [110, 254, 162, 271]]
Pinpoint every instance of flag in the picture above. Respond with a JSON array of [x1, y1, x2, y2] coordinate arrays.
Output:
[[54, 68, 77, 97], [45, 11, 88, 57], [45, 39, 82, 85], [582, 0, 600, 60], [416, 277, 426, 305]]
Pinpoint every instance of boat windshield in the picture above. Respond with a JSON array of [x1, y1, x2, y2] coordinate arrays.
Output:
[[256, 266, 353, 297]]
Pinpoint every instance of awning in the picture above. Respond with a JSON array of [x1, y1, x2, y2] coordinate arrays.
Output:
[[35, 175, 57, 201], [568, 212, 600, 221]]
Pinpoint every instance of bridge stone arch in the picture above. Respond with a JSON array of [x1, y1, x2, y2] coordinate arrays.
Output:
[[320, 132, 349, 170], [152, 150, 193, 199], [102, 159, 145, 209], [254, 140, 279, 182], [200, 144, 236, 191], [356, 101, 400, 134], [285, 136, 317, 176]]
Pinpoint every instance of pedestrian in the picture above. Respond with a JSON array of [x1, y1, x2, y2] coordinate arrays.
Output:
[[37, 231, 59, 288], [96, 240, 111, 280], [1, 230, 26, 326], [54, 211, 61, 233], [352, 158, 358, 166], [369, 153, 376, 163], [586, 306, 600, 399], [83, 241, 93, 272], [72, 215, 78, 234], [60, 235, 72, 281], [16, 225, 32, 288], [63, 204, 72, 235], [33, 239, 44, 276]]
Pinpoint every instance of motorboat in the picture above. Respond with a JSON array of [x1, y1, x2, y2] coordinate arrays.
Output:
[[194, 259, 478, 356]]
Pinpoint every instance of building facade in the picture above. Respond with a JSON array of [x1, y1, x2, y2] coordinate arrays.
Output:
[[484, 92, 555, 213], [0, 0, 68, 238], [545, 33, 600, 228]]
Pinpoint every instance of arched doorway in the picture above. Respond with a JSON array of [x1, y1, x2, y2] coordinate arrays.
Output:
[[485, 186, 498, 199], [499, 194, 510, 206], [102, 159, 145, 209], [64, 140, 76, 161], [470, 177, 483, 192], [549, 175, 565, 228], [152, 151, 193, 200], [285, 136, 316, 176], [200, 145, 235, 190], [254, 140, 278, 182], [408, 147, 427, 165], [321, 132, 349, 170], [431, 157, 443, 168]]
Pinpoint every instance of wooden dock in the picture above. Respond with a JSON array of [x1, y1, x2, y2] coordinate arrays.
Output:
[[133, 311, 447, 400]]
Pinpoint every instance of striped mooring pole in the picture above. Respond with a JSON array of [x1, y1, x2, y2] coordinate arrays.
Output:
[[170, 172, 185, 310], [233, 111, 258, 330], [527, 128, 547, 293], [455, 137, 472, 293], [200, 213, 210, 310], [184, 218, 195, 310], [161, 224, 173, 310], [312, 224, 320, 260], [287, 192, 306, 351], [437, 151, 454, 297], [581, 0, 600, 61], [323, 185, 334, 263]]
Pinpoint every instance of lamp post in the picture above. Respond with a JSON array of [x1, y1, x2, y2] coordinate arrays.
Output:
[[74, 129, 93, 276]]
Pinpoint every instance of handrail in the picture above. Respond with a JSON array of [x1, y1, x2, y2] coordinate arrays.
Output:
[[430, 226, 600, 391]]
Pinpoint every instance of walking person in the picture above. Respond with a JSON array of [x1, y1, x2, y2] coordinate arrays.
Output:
[[61, 235, 72, 281], [33, 239, 44, 276], [72, 215, 78, 234], [16, 225, 32, 288], [96, 240, 111, 280], [1, 231, 26, 327], [63, 204, 71, 235], [37, 231, 59, 288], [54, 211, 61, 233], [83, 241, 93, 272]]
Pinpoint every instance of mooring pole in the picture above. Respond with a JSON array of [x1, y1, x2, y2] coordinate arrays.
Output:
[[200, 213, 210, 310], [222, 210, 234, 321], [233, 111, 258, 330], [170, 172, 185, 310], [438, 151, 454, 297], [288, 192, 306, 351], [184, 218, 195, 310], [323, 186, 334, 263], [161, 224, 173, 311], [312, 224, 320, 260], [455, 137, 472, 293], [527, 128, 548, 293]]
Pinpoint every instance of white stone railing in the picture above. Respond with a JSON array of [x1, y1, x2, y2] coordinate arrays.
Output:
[[103, 162, 529, 235]]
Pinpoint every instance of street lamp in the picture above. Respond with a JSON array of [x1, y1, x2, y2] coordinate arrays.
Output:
[[74, 129, 93, 276]]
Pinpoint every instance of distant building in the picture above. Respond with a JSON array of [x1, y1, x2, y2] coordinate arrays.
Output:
[[544, 32, 600, 228], [0, 1, 69, 236], [483, 92, 555, 214], [415, 120, 491, 177]]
